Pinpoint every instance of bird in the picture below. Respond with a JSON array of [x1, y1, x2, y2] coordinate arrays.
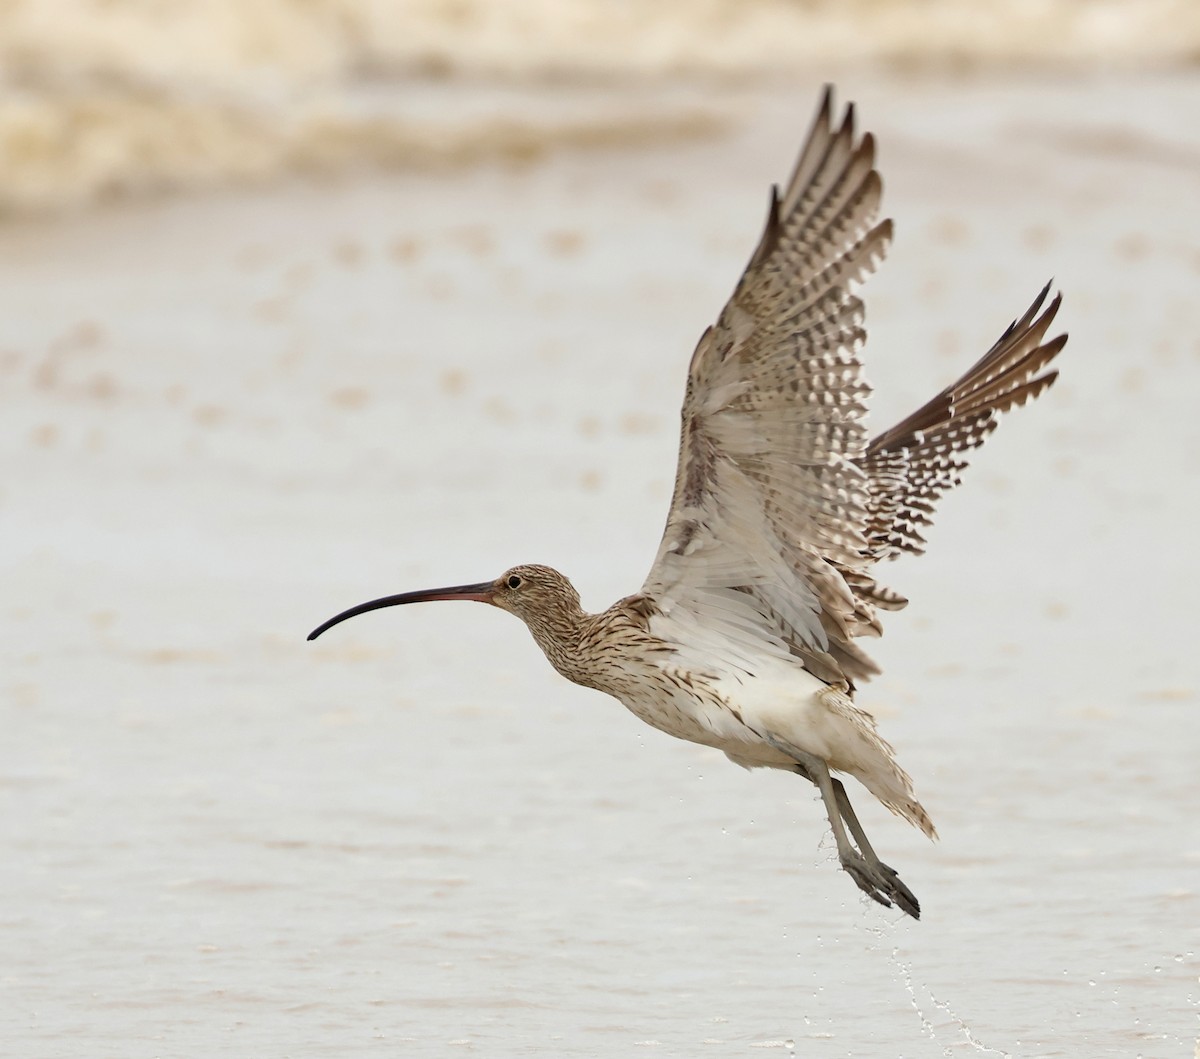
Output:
[[308, 86, 1066, 920]]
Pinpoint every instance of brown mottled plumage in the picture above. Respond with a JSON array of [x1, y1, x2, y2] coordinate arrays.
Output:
[[309, 87, 1066, 920]]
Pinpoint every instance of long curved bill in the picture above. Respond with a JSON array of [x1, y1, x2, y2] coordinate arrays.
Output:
[[307, 581, 496, 641]]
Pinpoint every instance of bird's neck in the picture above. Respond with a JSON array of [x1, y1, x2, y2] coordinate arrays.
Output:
[[523, 604, 590, 680], [527, 597, 662, 695]]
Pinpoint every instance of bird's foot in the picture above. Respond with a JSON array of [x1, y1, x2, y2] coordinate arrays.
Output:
[[839, 851, 920, 920]]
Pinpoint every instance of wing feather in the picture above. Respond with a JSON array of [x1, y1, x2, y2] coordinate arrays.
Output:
[[642, 89, 1067, 686], [643, 88, 886, 678], [858, 285, 1065, 562]]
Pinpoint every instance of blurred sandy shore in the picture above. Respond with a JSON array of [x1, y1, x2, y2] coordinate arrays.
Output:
[[3, 71, 1199, 1056], [2, 0, 1200, 213]]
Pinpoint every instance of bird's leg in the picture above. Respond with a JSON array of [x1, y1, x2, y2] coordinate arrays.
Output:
[[831, 777, 882, 862], [760, 734, 875, 893], [760, 731, 920, 919], [831, 778, 920, 920]]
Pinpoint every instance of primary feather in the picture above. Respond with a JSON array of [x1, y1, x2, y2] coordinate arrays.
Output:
[[644, 86, 1065, 688]]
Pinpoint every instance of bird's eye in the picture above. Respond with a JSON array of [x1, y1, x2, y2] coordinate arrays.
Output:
[[507, 574, 523, 589]]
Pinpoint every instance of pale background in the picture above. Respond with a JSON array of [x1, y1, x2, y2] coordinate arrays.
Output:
[[3, 3, 1198, 1056]]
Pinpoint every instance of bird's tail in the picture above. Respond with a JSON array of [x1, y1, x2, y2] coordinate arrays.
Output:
[[819, 687, 938, 839]]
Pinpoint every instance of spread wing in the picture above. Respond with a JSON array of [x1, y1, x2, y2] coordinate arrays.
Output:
[[641, 88, 1066, 685], [642, 87, 887, 683], [856, 285, 1064, 565]]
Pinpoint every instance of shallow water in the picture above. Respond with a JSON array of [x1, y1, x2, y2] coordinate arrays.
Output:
[[3, 72, 1199, 1056]]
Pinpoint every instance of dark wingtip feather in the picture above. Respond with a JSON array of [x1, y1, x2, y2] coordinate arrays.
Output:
[[745, 184, 784, 272], [842, 100, 856, 138]]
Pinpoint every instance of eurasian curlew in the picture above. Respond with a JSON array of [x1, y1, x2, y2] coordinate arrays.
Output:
[[309, 87, 1067, 919]]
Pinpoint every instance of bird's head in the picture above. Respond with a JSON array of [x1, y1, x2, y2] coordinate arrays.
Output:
[[307, 562, 583, 642], [487, 563, 582, 623]]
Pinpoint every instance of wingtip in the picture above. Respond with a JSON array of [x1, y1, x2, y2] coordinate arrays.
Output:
[[744, 183, 784, 271], [816, 84, 857, 138], [1035, 287, 1065, 343], [818, 82, 834, 115]]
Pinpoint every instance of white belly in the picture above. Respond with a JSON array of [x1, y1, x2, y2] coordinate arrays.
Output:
[[611, 649, 901, 779], [599, 650, 929, 834], [610, 654, 833, 768]]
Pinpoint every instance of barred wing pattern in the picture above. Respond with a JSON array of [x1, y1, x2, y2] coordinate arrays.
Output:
[[643, 88, 1066, 686], [643, 88, 888, 683], [857, 286, 1064, 564]]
